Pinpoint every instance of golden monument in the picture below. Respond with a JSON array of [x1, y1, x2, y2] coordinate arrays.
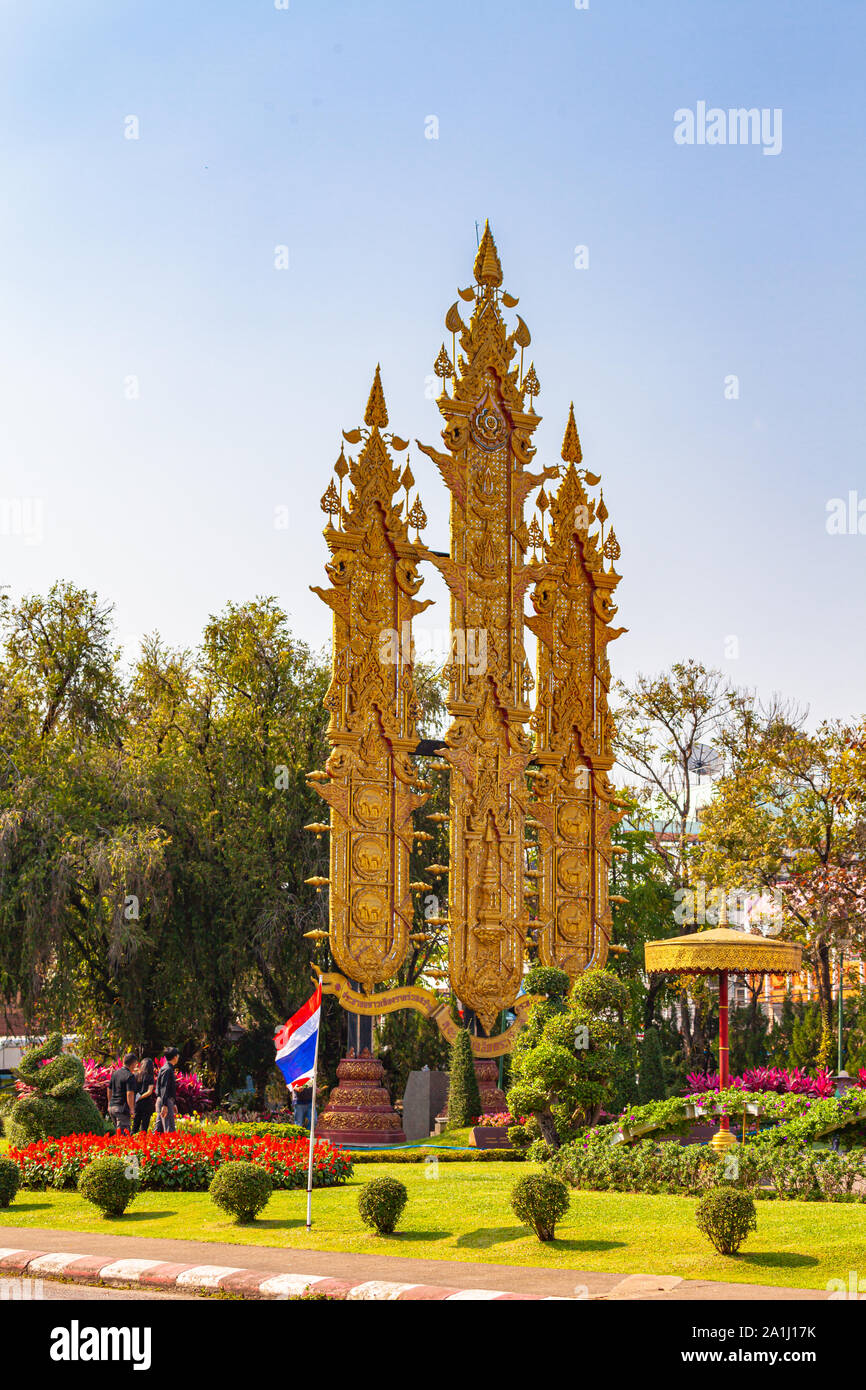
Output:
[[309, 368, 431, 992], [524, 407, 626, 980], [308, 224, 624, 1058]]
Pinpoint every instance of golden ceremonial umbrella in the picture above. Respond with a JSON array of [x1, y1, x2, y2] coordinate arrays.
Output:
[[644, 924, 802, 1151]]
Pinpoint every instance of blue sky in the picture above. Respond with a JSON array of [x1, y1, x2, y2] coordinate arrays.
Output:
[[1, 0, 864, 721]]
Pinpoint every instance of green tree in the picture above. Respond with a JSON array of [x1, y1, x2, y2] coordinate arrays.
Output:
[[637, 1024, 667, 1102], [447, 1028, 481, 1126], [507, 967, 634, 1149]]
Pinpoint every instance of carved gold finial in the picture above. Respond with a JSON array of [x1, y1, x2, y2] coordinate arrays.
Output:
[[473, 219, 503, 287], [364, 364, 389, 429], [407, 496, 427, 536], [522, 362, 540, 413], [603, 528, 621, 568], [434, 344, 453, 380], [320, 478, 340, 520], [561, 403, 583, 465]]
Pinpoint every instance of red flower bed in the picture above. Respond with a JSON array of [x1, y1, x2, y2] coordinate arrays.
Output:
[[10, 1131, 352, 1193]]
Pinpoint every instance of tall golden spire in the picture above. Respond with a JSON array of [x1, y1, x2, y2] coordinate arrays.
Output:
[[414, 224, 558, 1034], [473, 219, 503, 287], [309, 370, 431, 992], [561, 402, 583, 465], [364, 364, 389, 429], [526, 405, 626, 980]]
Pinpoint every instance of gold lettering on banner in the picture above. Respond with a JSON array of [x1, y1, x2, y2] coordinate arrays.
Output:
[[315, 970, 535, 1056]]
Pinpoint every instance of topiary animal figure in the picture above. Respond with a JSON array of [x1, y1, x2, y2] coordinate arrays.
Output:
[[6, 1033, 107, 1148]]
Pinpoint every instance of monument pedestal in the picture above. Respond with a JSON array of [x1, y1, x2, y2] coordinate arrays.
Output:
[[316, 1052, 406, 1147], [474, 1058, 508, 1116], [402, 1069, 449, 1142]]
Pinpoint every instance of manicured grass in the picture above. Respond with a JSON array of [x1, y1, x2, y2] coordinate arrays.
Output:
[[0, 1162, 862, 1289]]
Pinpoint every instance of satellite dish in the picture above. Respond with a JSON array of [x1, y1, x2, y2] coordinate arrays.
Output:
[[687, 743, 722, 780]]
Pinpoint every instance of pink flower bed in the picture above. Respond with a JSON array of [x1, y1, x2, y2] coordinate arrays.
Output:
[[685, 1065, 866, 1098]]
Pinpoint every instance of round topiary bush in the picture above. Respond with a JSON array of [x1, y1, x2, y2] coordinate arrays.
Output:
[[357, 1176, 408, 1235], [209, 1160, 273, 1223], [695, 1186, 757, 1255], [78, 1155, 139, 1218], [0, 1157, 20, 1208], [510, 1171, 570, 1241]]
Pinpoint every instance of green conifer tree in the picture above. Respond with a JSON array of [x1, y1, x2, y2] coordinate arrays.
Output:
[[447, 1028, 482, 1127], [637, 1024, 667, 1102]]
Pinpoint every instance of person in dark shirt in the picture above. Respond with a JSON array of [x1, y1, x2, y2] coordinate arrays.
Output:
[[108, 1054, 138, 1134], [293, 1084, 313, 1129], [133, 1056, 156, 1133], [155, 1047, 179, 1132]]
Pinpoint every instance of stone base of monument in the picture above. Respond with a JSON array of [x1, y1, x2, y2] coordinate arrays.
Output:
[[473, 1058, 508, 1115], [316, 1052, 407, 1148], [402, 1069, 449, 1142]]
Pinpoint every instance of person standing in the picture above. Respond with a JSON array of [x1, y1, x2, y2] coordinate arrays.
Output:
[[133, 1055, 156, 1133], [155, 1047, 179, 1132], [108, 1054, 138, 1134], [293, 1082, 313, 1129]]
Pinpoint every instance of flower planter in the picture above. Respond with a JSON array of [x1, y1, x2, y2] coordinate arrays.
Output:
[[470, 1125, 511, 1150]]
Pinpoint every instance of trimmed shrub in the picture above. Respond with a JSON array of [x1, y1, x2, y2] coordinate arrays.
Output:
[[78, 1155, 139, 1217], [695, 1187, 757, 1255], [7, 1034, 107, 1147], [447, 1029, 482, 1128], [209, 1161, 273, 1223], [510, 1171, 570, 1241], [0, 1157, 20, 1208], [523, 966, 571, 1002], [357, 1176, 408, 1234]]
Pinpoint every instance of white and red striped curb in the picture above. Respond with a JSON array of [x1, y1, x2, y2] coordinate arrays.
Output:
[[0, 1248, 570, 1301]]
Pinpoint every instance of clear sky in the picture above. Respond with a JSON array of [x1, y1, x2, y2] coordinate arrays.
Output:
[[1, 0, 864, 722]]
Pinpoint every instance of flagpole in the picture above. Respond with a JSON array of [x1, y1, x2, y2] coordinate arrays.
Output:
[[305, 1001, 322, 1231]]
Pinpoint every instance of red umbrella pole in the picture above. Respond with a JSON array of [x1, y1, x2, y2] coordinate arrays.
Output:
[[718, 969, 730, 1137]]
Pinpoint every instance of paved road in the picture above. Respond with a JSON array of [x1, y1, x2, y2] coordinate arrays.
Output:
[[0, 1225, 827, 1300], [5, 1278, 197, 1301]]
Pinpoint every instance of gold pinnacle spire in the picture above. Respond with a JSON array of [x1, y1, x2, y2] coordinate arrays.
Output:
[[473, 219, 503, 287], [561, 403, 583, 465], [364, 364, 389, 429]]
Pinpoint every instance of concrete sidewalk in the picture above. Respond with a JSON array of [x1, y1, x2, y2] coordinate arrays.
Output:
[[0, 1227, 827, 1301]]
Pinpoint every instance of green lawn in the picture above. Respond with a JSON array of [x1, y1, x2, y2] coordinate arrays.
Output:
[[1, 1162, 862, 1290]]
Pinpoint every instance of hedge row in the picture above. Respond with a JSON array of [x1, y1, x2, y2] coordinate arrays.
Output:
[[549, 1136, 866, 1202]]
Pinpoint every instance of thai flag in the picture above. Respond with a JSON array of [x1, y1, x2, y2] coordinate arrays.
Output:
[[274, 985, 321, 1090]]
